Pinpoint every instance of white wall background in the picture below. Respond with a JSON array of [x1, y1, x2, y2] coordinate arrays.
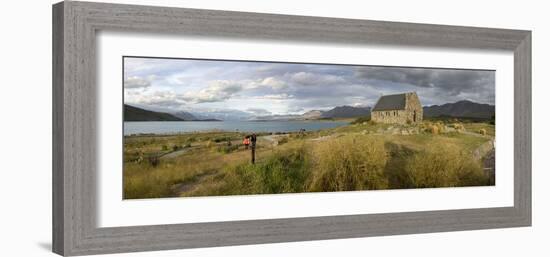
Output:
[[0, 0, 547, 256]]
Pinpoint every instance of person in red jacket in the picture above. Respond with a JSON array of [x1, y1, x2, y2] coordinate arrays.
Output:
[[243, 136, 250, 150]]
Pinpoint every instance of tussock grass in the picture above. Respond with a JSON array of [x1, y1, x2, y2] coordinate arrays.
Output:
[[308, 135, 389, 191], [452, 123, 465, 131], [404, 142, 489, 188], [428, 125, 440, 134], [479, 128, 487, 135]]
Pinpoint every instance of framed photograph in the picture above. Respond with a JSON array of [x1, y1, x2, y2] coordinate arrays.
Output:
[[53, 1, 531, 256]]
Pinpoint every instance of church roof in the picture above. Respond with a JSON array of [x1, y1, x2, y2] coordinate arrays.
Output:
[[372, 93, 407, 111]]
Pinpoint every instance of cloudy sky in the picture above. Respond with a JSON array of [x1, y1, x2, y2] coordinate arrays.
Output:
[[124, 57, 495, 116]]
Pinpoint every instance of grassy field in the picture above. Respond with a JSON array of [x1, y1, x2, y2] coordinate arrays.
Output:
[[123, 119, 495, 199]]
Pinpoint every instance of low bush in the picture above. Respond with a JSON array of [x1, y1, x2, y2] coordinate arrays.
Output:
[[147, 155, 160, 167], [213, 136, 231, 143], [217, 144, 239, 154], [351, 116, 371, 125]]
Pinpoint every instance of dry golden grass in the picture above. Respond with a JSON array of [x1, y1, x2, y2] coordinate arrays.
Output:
[[479, 128, 487, 135], [428, 125, 440, 134], [123, 149, 229, 199], [421, 122, 445, 135], [404, 142, 489, 188], [452, 123, 465, 131], [308, 134, 389, 191]]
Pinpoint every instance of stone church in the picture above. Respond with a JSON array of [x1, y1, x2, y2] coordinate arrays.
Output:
[[371, 92, 423, 124]]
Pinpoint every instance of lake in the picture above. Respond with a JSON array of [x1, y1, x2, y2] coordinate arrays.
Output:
[[124, 120, 349, 135]]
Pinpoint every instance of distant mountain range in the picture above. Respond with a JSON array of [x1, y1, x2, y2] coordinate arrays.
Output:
[[124, 100, 495, 122], [251, 106, 371, 121], [124, 105, 221, 121], [124, 105, 183, 121], [423, 100, 495, 119], [172, 111, 197, 121], [321, 106, 371, 119], [192, 109, 253, 121]]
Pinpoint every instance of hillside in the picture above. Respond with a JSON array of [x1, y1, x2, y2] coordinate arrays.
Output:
[[172, 111, 198, 121], [251, 106, 371, 121], [301, 110, 323, 120], [124, 104, 183, 121], [321, 106, 371, 118], [423, 100, 495, 119]]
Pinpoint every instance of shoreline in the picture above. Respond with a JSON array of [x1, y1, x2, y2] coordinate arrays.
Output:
[[123, 120, 350, 137]]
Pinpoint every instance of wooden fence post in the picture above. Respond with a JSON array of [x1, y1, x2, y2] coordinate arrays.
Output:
[[251, 145, 255, 164]]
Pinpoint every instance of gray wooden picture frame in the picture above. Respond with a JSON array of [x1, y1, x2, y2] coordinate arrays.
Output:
[[52, 1, 531, 256]]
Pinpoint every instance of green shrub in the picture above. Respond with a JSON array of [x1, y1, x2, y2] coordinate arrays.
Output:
[[213, 136, 231, 143], [308, 135, 389, 191], [147, 155, 160, 167], [192, 143, 310, 196], [351, 116, 371, 125], [217, 144, 239, 154]]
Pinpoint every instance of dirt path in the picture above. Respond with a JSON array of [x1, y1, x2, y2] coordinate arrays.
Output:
[[261, 134, 283, 147], [171, 171, 217, 196], [462, 130, 489, 138], [160, 146, 197, 159]]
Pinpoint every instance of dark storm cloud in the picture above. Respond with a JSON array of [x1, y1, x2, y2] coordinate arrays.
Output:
[[354, 66, 495, 98]]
